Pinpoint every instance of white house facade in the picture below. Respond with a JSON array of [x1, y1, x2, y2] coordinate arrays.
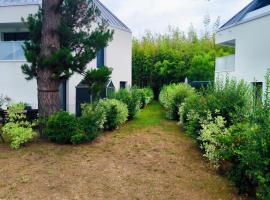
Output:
[[215, 0, 270, 92], [0, 0, 132, 114]]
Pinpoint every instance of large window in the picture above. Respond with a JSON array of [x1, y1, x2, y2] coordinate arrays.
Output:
[[3, 32, 29, 41]]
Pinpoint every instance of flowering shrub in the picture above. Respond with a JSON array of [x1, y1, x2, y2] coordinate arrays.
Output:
[[2, 103, 37, 149]]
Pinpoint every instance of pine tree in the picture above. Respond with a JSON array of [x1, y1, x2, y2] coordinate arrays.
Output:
[[22, 0, 113, 117]]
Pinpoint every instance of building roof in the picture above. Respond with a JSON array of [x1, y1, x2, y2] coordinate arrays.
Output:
[[219, 0, 270, 31], [93, 0, 131, 32], [0, 0, 131, 33]]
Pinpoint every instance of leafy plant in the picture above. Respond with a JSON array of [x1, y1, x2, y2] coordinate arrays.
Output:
[[44, 111, 81, 144], [136, 87, 154, 108], [95, 99, 128, 130], [159, 83, 195, 120], [82, 67, 113, 101], [79, 104, 106, 141], [112, 89, 141, 119], [198, 112, 229, 168], [2, 103, 37, 149]]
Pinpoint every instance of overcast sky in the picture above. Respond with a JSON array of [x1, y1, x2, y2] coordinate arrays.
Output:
[[100, 0, 252, 37]]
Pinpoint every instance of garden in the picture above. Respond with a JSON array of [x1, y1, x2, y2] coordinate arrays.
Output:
[[0, 1, 267, 199], [0, 99, 243, 200]]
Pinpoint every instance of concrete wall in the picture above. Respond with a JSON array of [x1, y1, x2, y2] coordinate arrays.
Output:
[[216, 15, 270, 91]]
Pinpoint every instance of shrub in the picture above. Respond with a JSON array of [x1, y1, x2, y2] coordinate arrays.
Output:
[[223, 120, 270, 199], [140, 88, 154, 107], [2, 103, 37, 149], [113, 89, 141, 119], [44, 111, 81, 144], [159, 83, 195, 120], [205, 78, 253, 125], [198, 112, 229, 168], [179, 78, 253, 137], [179, 93, 209, 138], [95, 99, 128, 130], [178, 76, 270, 199], [78, 104, 106, 142]]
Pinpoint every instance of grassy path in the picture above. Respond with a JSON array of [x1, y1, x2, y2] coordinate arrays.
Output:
[[0, 102, 243, 200]]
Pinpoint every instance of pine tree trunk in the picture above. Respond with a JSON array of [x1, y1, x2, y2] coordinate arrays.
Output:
[[38, 0, 63, 117]]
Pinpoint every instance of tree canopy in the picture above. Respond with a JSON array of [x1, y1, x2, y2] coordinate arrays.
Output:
[[132, 25, 234, 95]]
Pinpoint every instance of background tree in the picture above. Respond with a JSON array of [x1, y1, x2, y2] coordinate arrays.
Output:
[[22, 0, 113, 117], [132, 24, 233, 96]]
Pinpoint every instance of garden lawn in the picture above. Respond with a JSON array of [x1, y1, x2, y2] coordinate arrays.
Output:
[[0, 102, 244, 200]]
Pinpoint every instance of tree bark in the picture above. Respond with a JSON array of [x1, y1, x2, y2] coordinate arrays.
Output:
[[38, 0, 63, 117]]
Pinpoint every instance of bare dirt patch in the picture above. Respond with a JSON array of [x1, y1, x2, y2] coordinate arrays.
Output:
[[0, 103, 244, 200]]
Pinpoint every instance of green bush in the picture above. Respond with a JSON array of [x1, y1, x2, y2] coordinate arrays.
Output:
[[159, 83, 195, 120], [198, 112, 229, 168], [2, 103, 37, 149], [95, 99, 128, 130], [179, 79, 253, 137], [78, 104, 106, 142], [113, 89, 141, 119], [44, 111, 81, 144], [223, 119, 270, 199], [178, 76, 270, 199], [179, 93, 209, 138], [205, 78, 253, 125], [140, 88, 154, 107]]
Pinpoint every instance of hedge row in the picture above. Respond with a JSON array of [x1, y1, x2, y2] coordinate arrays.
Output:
[[159, 78, 270, 200], [44, 87, 154, 145]]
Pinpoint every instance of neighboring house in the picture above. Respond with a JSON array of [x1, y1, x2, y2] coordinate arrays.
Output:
[[0, 0, 132, 114], [215, 0, 270, 94]]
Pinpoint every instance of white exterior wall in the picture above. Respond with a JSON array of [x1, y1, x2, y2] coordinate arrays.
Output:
[[216, 15, 270, 91], [0, 61, 37, 108], [0, 5, 132, 113], [66, 27, 132, 113], [0, 5, 39, 23]]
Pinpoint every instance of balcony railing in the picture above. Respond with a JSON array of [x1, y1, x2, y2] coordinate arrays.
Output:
[[215, 55, 235, 73], [0, 41, 25, 61]]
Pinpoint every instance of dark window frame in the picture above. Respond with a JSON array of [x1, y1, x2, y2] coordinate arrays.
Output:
[[120, 81, 127, 89], [3, 32, 30, 41]]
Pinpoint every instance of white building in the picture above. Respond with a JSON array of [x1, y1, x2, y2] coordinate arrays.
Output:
[[0, 0, 132, 114], [215, 0, 270, 92]]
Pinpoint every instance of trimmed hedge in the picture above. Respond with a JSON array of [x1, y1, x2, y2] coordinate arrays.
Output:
[[43, 87, 153, 145]]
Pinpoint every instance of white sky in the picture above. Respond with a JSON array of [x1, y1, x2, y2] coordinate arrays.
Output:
[[100, 0, 252, 37]]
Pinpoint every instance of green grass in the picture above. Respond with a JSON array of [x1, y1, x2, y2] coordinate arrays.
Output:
[[127, 101, 165, 128]]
